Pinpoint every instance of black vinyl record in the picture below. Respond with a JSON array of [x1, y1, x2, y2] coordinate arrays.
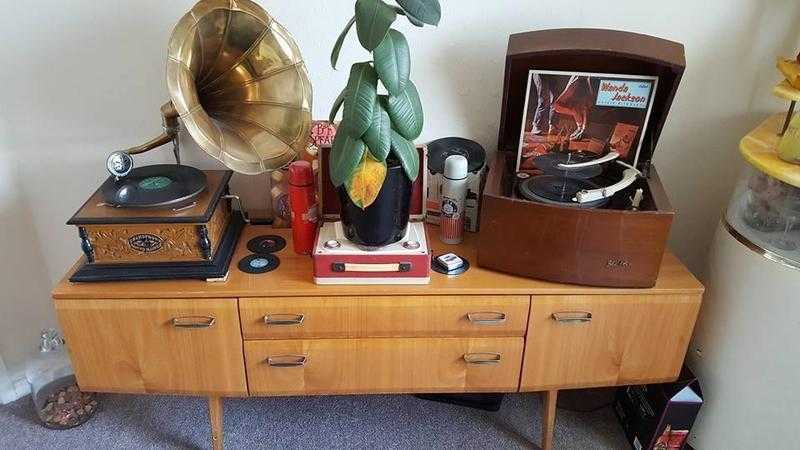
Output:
[[247, 235, 287, 254], [100, 164, 207, 209], [518, 175, 609, 209], [532, 152, 603, 179], [427, 137, 486, 174], [238, 254, 280, 274]]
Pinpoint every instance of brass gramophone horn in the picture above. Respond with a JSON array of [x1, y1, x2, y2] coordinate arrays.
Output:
[[119, 0, 313, 175]]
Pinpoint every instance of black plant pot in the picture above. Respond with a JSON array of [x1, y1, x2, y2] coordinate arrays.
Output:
[[337, 159, 412, 248]]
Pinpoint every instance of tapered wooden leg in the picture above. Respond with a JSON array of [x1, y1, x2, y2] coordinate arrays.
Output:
[[208, 396, 224, 450], [541, 390, 558, 450]]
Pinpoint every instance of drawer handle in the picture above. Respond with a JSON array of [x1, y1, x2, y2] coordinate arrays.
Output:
[[266, 355, 308, 367], [551, 311, 593, 324], [171, 316, 216, 328], [463, 353, 502, 365], [332, 262, 411, 272], [264, 314, 305, 326], [467, 311, 507, 325]]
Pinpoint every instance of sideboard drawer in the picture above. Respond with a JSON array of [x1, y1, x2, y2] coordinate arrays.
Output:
[[520, 294, 701, 391], [240, 296, 529, 339], [244, 337, 523, 395], [55, 298, 247, 396]]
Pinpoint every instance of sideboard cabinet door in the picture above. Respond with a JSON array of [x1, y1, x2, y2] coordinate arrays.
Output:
[[520, 294, 701, 391], [55, 298, 247, 396]]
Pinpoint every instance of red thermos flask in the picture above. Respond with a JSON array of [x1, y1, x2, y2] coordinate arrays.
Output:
[[287, 161, 318, 254]]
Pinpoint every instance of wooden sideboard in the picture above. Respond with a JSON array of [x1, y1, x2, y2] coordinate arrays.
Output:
[[52, 225, 703, 450]]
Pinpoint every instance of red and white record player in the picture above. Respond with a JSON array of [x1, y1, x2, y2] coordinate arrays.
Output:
[[313, 221, 430, 284], [313, 145, 430, 285]]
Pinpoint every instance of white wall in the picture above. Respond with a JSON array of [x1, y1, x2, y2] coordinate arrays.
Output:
[[0, 0, 797, 395]]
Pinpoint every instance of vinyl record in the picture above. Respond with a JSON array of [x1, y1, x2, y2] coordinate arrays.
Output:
[[238, 254, 280, 274], [247, 235, 287, 254], [428, 137, 486, 174], [518, 175, 609, 209], [532, 152, 603, 179], [100, 164, 207, 209]]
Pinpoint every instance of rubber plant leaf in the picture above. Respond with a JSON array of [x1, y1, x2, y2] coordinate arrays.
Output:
[[342, 63, 378, 138], [345, 152, 388, 209], [390, 129, 419, 181], [331, 16, 356, 69], [354, 0, 397, 51], [330, 132, 367, 187], [386, 81, 424, 140], [396, 0, 441, 26], [391, 5, 424, 27], [363, 96, 392, 161], [373, 29, 411, 96], [329, 86, 348, 123]]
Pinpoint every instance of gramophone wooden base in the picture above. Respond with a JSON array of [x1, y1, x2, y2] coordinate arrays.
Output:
[[67, 170, 244, 282], [69, 215, 245, 282]]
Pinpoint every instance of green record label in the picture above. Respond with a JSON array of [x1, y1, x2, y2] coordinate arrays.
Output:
[[138, 176, 173, 190]]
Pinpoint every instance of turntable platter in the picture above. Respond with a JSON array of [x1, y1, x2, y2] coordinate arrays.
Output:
[[518, 175, 610, 209], [100, 164, 207, 208]]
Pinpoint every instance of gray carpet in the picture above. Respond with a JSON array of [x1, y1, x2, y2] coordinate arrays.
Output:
[[1, 393, 628, 449]]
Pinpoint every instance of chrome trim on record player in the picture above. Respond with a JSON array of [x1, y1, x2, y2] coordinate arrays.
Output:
[[324, 239, 342, 249], [403, 240, 421, 250]]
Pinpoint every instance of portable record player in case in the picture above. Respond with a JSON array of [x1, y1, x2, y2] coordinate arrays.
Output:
[[478, 28, 685, 288], [313, 145, 431, 284], [67, 169, 245, 282]]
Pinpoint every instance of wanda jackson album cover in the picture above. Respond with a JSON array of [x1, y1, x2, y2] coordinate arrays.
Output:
[[516, 70, 659, 173]]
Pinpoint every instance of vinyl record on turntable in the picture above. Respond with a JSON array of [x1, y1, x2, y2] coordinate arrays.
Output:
[[428, 137, 486, 174], [533, 152, 603, 179], [100, 164, 207, 209], [518, 175, 610, 209]]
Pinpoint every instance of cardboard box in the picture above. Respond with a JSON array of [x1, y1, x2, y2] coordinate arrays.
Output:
[[614, 366, 703, 450]]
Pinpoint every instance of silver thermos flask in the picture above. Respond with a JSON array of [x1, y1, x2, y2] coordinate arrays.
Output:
[[439, 155, 469, 244]]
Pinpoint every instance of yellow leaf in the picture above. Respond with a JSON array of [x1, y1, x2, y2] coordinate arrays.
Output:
[[346, 152, 387, 209]]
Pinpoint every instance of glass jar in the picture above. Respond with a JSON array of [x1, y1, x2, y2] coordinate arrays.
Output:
[[25, 329, 98, 429], [725, 165, 800, 269]]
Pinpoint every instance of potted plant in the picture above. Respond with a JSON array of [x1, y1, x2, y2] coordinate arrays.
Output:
[[329, 0, 441, 247]]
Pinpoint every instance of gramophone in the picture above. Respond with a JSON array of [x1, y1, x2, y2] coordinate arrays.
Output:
[[68, 0, 312, 282]]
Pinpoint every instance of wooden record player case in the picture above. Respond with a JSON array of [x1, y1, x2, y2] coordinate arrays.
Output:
[[67, 170, 244, 282], [479, 29, 686, 288]]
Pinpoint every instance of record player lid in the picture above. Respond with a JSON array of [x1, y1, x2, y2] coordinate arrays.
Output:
[[498, 28, 686, 171]]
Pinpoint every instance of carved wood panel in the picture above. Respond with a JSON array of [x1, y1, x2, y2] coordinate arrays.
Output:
[[84, 205, 230, 264]]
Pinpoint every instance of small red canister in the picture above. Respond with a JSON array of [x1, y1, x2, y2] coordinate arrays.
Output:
[[287, 161, 318, 254]]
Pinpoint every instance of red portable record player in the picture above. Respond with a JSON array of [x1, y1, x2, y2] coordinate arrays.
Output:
[[313, 145, 430, 284]]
